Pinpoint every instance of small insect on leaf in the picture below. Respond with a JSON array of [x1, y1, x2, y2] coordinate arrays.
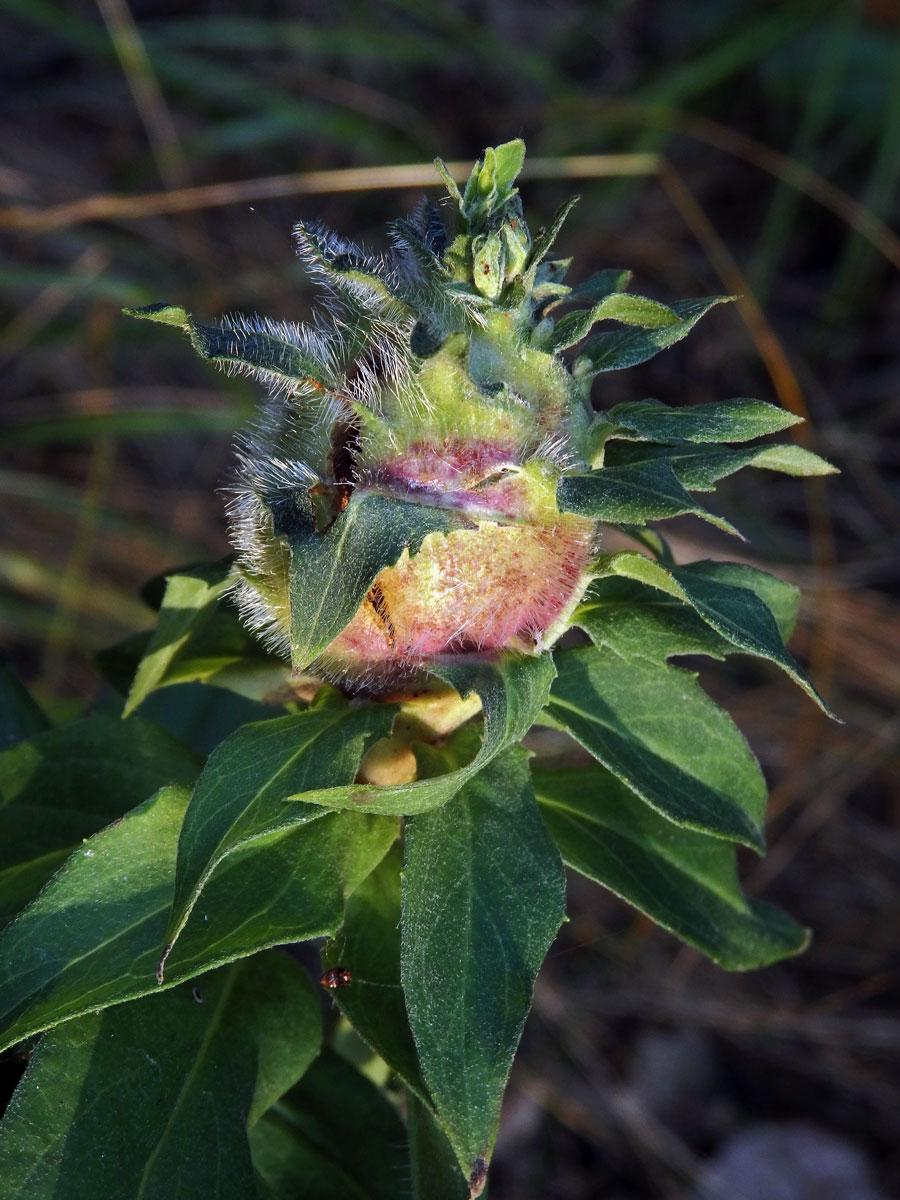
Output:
[[320, 966, 353, 989]]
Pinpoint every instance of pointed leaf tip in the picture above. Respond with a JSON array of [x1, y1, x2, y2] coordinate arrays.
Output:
[[750, 444, 839, 477], [574, 294, 736, 377], [535, 766, 809, 969], [122, 302, 189, 327], [434, 156, 463, 204]]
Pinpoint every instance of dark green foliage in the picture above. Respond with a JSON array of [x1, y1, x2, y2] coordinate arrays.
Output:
[[0, 140, 834, 1200]]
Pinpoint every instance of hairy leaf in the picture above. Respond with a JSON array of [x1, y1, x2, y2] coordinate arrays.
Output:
[[748, 443, 839, 477], [288, 490, 467, 670], [605, 397, 802, 443], [322, 846, 427, 1102], [124, 303, 337, 390], [549, 292, 678, 353], [573, 557, 800, 668], [0, 716, 199, 924], [544, 647, 767, 850], [574, 576, 737, 663], [402, 748, 565, 1177], [546, 267, 633, 312], [0, 785, 396, 1054], [686, 560, 799, 640], [557, 460, 740, 536], [535, 766, 808, 969], [523, 196, 580, 289], [576, 552, 827, 711], [162, 693, 396, 973], [0, 953, 320, 1199], [490, 138, 526, 196], [604, 438, 836, 490], [573, 295, 734, 376]]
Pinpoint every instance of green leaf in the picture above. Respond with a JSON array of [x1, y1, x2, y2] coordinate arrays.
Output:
[[546, 267, 633, 312], [434, 156, 463, 206], [604, 438, 836, 491], [0, 953, 321, 1199], [322, 846, 427, 1101], [689, 561, 799, 641], [402, 748, 566, 1178], [139, 682, 288, 759], [573, 295, 734, 377], [556, 460, 740, 536], [119, 561, 297, 710], [252, 1051, 410, 1200], [293, 224, 401, 316], [122, 605, 294, 707], [163, 694, 396, 978], [605, 397, 802, 443], [544, 647, 767, 850], [287, 651, 556, 816], [287, 490, 466, 671], [576, 552, 827, 711], [0, 784, 396, 1054], [250, 1049, 409, 1200], [549, 292, 679, 353], [124, 560, 235, 716], [491, 138, 526, 195], [747, 443, 838, 477], [573, 558, 799, 667], [0, 662, 48, 750], [407, 1093, 470, 1200], [523, 196, 580, 289], [0, 716, 199, 925], [574, 575, 740, 664], [124, 303, 337, 390], [534, 766, 809, 969]]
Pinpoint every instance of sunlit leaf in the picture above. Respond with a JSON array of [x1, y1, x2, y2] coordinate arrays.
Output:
[[549, 292, 678, 352], [546, 267, 632, 312], [163, 692, 395, 974], [574, 551, 827, 710], [124, 560, 235, 716], [557, 459, 740, 536], [544, 647, 767, 850], [0, 785, 396, 1054], [0, 953, 320, 1199], [0, 716, 199, 924], [573, 296, 734, 376], [124, 303, 338, 390]]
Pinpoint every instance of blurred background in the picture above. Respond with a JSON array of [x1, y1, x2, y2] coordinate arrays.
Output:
[[1, 0, 898, 1196]]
